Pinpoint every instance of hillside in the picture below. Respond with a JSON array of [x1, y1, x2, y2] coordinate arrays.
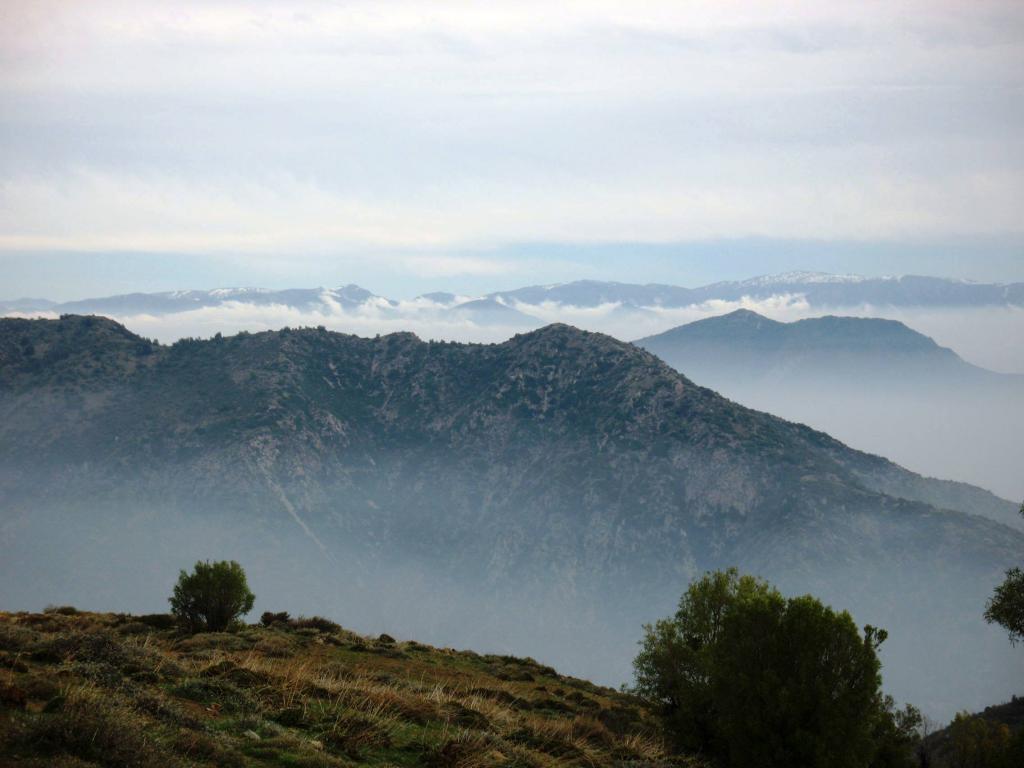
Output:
[[0, 609, 687, 767], [0, 315, 1022, 719], [918, 696, 1024, 767], [634, 310, 1024, 505]]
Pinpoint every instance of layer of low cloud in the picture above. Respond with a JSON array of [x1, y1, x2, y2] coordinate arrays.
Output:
[[12, 295, 1024, 375]]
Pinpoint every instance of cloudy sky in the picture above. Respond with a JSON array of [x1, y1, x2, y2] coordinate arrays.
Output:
[[1, 0, 1023, 299]]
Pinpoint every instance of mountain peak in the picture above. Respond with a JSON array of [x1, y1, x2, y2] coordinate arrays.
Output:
[[506, 322, 599, 349], [510, 322, 604, 345], [709, 308, 778, 325], [635, 309, 993, 389], [740, 271, 872, 286]]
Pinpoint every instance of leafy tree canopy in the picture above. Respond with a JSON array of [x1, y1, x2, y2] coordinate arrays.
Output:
[[169, 560, 255, 633], [633, 568, 918, 768], [984, 501, 1024, 646], [986, 567, 1024, 645]]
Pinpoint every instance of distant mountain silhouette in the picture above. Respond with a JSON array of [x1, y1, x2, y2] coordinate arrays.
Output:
[[635, 310, 1024, 505], [635, 309, 1012, 383], [4, 273, 1023, 320]]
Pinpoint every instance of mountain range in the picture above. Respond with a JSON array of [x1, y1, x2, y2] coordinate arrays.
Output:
[[1, 315, 1021, 721], [635, 310, 1024, 504], [486, 273, 1024, 310], [4, 272, 1023, 324]]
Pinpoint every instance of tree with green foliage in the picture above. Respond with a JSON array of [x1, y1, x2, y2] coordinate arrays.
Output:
[[169, 560, 255, 633], [869, 696, 924, 768], [632, 568, 780, 756], [946, 712, 1016, 768], [986, 568, 1024, 645], [633, 568, 917, 768], [984, 501, 1024, 646]]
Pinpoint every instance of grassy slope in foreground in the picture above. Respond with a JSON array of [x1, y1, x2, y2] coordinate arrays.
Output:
[[0, 610, 697, 768]]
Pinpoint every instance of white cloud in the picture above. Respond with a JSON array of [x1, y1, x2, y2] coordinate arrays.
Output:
[[400, 255, 519, 277], [13, 290, 1024, 374], [2, 164, 1021, 257], [1, 1, 1022, 258]]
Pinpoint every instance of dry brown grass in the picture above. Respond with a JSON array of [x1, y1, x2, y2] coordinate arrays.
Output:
[[0, 610, 700, 767]]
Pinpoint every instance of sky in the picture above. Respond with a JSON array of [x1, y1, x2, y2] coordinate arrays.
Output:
[[1, 1, 1023, 300]]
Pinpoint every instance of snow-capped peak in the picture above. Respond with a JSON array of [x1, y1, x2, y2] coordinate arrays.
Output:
[[742, 271, 875, 286]]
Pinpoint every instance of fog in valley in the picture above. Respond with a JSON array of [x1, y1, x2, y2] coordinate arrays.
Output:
[[698, 382, 1024, 505], [1, 484, 1019, 725]]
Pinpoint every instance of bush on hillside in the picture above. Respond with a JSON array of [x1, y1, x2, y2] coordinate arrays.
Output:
[[131, 613, 177, 631], [291, 616, 341, 633], [260, 611, 290, 627], [633, 568, 920, 768], [42, 606, 78, 616], [169, 561, 255, 634]]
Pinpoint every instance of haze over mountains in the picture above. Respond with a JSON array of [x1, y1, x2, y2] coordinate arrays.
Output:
[[636, 311, 1024, 502], [5, 270, 1022, 495], [486, 273, 1024, 310], [6, 271, 1024, 318], [1, 315, 1021, 722], [6, 271, 1024, 374]]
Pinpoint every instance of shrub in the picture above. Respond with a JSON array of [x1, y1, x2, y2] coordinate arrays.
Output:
[[175, 631, 254, 653], [9, 685, 176, 768], [171, 678, 254, 714], [0, 622, 38, 652], [261, 611, 291, 627], [0, 650, 29, 672], [200, 659, 270, 688], [132, 613, 177, 631], [633, 568, 904, 768], [319, 710, 393, 758], [30, 631, 129, 667], [427, 730, 495, 767], [132, 688, 203, 728], [169, 560, 255, 633], [172, 730, 245, 768], [292, 616, 341, 634], [19, 613, 68, 632], [254, 634, 296, 658], [117, 621, 153, 636], [43, 605, 79, 616]]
